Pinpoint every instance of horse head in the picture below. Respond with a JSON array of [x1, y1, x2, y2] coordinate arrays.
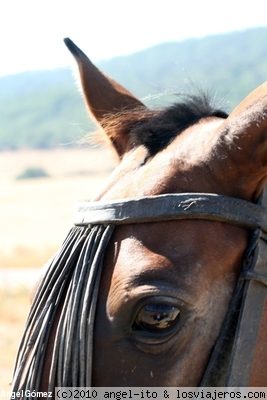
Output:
[[12, 39, 267, 391]]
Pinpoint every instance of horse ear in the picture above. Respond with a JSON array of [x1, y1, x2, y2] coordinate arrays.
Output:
[[64, 38, 145, 157], [228, 82, 267, 120], [221, 82, 267, 197]]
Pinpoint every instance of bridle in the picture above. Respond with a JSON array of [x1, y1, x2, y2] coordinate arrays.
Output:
[[74, 191, 267, 386], [11, 191, 267, 392]]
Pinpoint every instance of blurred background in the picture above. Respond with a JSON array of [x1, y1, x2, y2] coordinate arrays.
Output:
[[1, 0, 267, 392]]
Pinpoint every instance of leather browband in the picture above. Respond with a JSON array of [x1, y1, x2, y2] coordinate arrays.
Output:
[[74, 193, 267, 232]]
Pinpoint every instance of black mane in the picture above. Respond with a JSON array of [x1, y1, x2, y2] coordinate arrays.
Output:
[[128, 94, 228, 156], [103, 93, 228, 156]]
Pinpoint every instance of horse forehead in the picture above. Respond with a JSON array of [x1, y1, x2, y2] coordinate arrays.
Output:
[[100, 117, 225, 199], [171, 116, 225, 160], [104, 220, 246, 317]]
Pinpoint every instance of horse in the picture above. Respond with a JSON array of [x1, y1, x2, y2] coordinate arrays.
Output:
[[11, 38, 267, 394]]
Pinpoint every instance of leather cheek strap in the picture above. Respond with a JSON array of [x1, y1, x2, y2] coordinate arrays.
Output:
[[226, 229, 267, 386]]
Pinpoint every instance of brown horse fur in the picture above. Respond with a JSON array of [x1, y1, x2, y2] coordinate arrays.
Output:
[[41, 39, 267, 387]]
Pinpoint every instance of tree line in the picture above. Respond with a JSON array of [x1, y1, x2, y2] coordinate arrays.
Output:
[[0, 27, 266, 149]]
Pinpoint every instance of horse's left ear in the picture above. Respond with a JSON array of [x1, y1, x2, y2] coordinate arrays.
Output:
[[64, 38, 145, 157]]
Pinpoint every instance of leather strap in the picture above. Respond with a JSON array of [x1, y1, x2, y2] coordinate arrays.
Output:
[[225, 186, 267, 386], [74, 193, 267, 232]]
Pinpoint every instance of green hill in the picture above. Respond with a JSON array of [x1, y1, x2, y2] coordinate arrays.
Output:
[[1, 27, 267, 149]]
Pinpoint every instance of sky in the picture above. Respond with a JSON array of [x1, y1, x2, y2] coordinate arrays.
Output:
[[0, 0, 266, 77]]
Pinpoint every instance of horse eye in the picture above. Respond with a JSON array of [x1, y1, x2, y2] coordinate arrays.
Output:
[[134, 303, 180, 332]]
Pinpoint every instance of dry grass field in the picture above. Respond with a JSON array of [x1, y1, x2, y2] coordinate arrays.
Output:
[[0, 147, 116, 391], [0, 287, 30, 392], [0, 148, 116, 267]]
